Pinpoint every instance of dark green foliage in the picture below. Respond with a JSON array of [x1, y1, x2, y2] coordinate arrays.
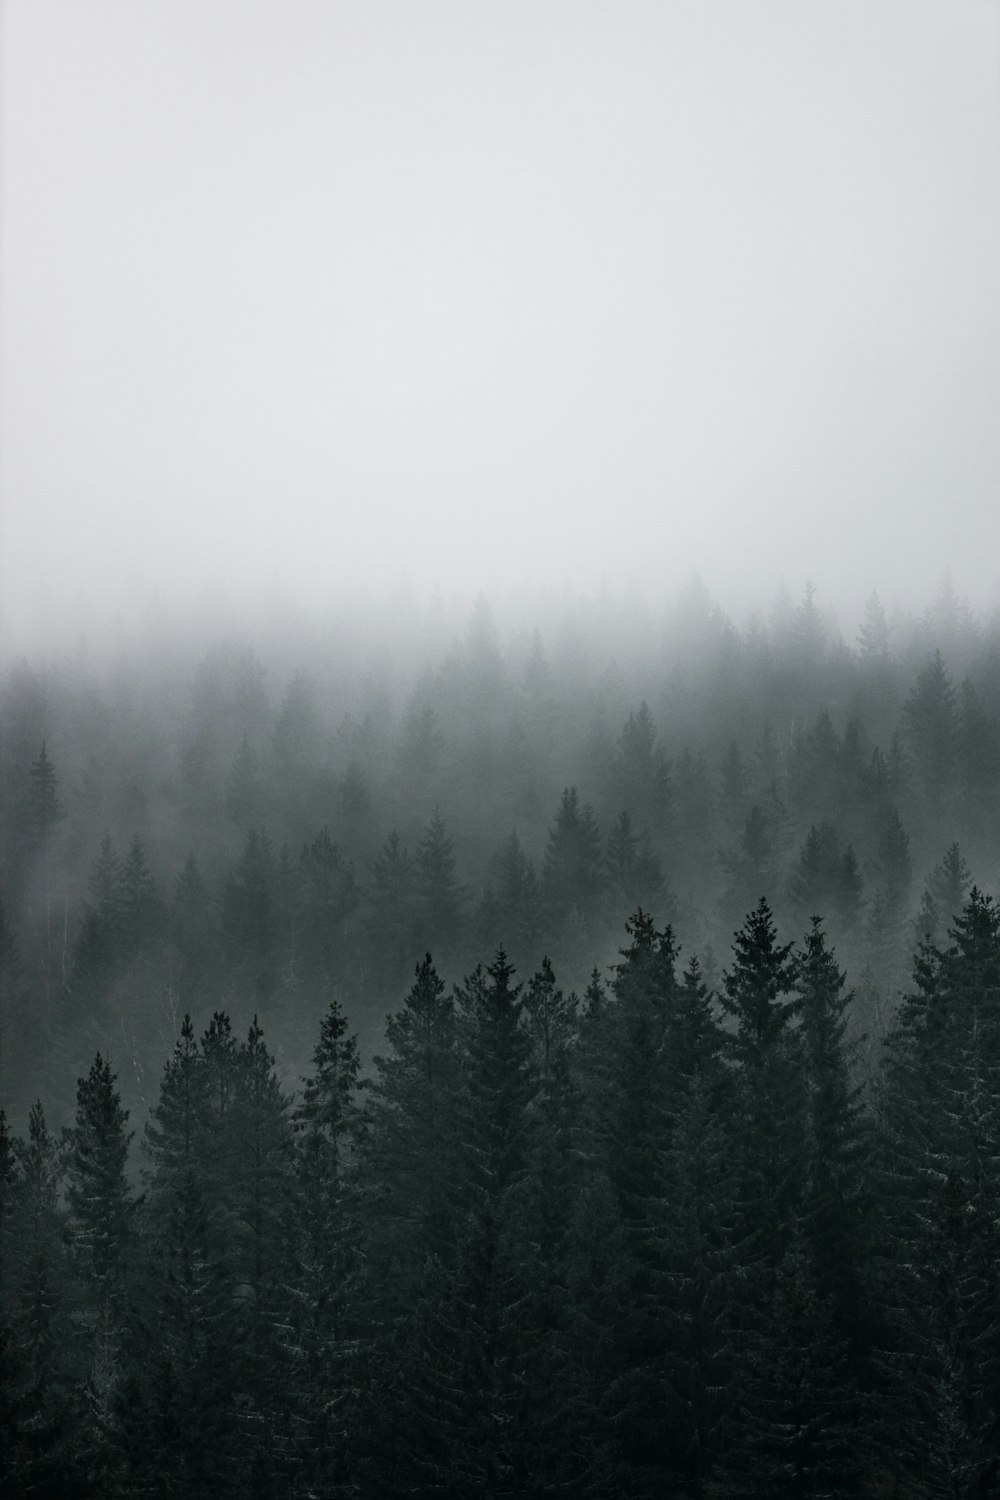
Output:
[[875, 891, 1000, 1497], [796, 922, 869, 1354], [615, 701, 672, 840], [27, 743, 65, 845], [289, 994, 366, 1496], [606, 809, 666, 921], [720, 900, 804, 1263], [541, 786, 604, 929], [120, 835, 160, 961], [902, 650, 958, 800], [64, 1054, 135, 1304], [789, 820, 863, 942], [719, 802, 786, 935], [415, 807, 465, 962]]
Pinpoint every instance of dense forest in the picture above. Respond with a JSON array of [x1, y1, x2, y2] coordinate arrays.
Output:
[[2, 576, 1000, 1495]]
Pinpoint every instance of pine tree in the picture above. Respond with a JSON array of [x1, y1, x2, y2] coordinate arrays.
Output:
[[289, 994, 366, 1497], [615, 702, 672, 840], [27, 742, 65, 846], [606, 810, 666, 920], [119, 835, 160, 962], [789, 821, 863, 945], [136, 1016, 231, 1497], [65, 1055, 135, 1308], [857, 591, 891, 667], [587, 912, 682, 1494], [797, 918, 869, 1356], [902, 650, 958, 802], [490, 830, 541, 976], [415, 808, 465, 963], [228, 1017, 294, 1494], [385, 952, 536, 1496], [874, 891, 1000, 1496], [541, 787, 604, 929], [63, 1055, 137, 1486], [718, 803, 784, 937], [719, 899, 804, 1268]]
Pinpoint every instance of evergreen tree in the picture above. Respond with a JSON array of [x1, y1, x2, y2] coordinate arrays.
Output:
[[857, 591, 891, 667], [227, 1017, 294, 1494], [415, 807, 465, 963], [874, 891, 1000, 1496], [289, 994, 366, 1498], [65, 1055, 135, 1309], [588, 913, 682, 1494], [796, 920, 869, 1351], [63, 1055, 137, 1487], [26, 742, 65, 847], [119, 835, 160, 962], [902, 650, 958, 802], [386, 952, 536, 1496], [789, 821, 864, 947], [1, 1102, 74, 1496], [489, 829, 542, 976], [720, 900, 804, 1254], [135, 1015, 231, 1497], [718, 803, 783, 936], [541, 787, 604, 929], [606, 809, 667, 921], [614, 702, 672, 840]]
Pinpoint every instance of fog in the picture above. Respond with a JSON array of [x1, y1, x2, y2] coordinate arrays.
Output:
[[2, 1, 999, 655]]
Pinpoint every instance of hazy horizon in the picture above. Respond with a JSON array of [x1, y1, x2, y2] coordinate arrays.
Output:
[[3, 2, 999, 654]]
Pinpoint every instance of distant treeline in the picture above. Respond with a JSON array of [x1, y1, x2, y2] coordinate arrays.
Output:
[[3, 892, 1000, 1497], [1, 578, 998, 1124]]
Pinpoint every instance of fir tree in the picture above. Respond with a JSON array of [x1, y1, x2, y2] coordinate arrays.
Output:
[[289, 994, 366, 1497], [874, 891, 1000, 1496]]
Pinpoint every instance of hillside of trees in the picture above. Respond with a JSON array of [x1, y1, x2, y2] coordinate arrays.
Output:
[[1, 576, 1000, 1492], [2, 577, 998, 1128]]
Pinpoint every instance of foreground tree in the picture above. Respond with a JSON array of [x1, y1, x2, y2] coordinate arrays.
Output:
[[874, 890, 1000, 1496]]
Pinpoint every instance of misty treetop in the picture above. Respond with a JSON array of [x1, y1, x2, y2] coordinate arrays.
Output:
[[1, 577, 999, 1125]]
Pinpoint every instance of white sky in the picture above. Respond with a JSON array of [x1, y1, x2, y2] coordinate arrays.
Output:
[[2, 1, 999, 648]]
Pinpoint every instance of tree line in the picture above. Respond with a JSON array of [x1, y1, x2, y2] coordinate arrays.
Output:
[[3, 889, 1000, 1497], [3, 579, 999, 1127]]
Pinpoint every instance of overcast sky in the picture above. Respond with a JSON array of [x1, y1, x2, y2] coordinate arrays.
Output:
[[2, 1, 999, 650]]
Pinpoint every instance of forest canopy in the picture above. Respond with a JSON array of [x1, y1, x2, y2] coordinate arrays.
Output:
[[2, 577, 1000, 1495]]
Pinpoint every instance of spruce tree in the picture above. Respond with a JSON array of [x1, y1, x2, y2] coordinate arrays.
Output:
[[63, 1055, 137, 1487], [290, 994, 366, 1498], [135, 1016, 231, 1497], [874, 890, 1000, 1496]]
